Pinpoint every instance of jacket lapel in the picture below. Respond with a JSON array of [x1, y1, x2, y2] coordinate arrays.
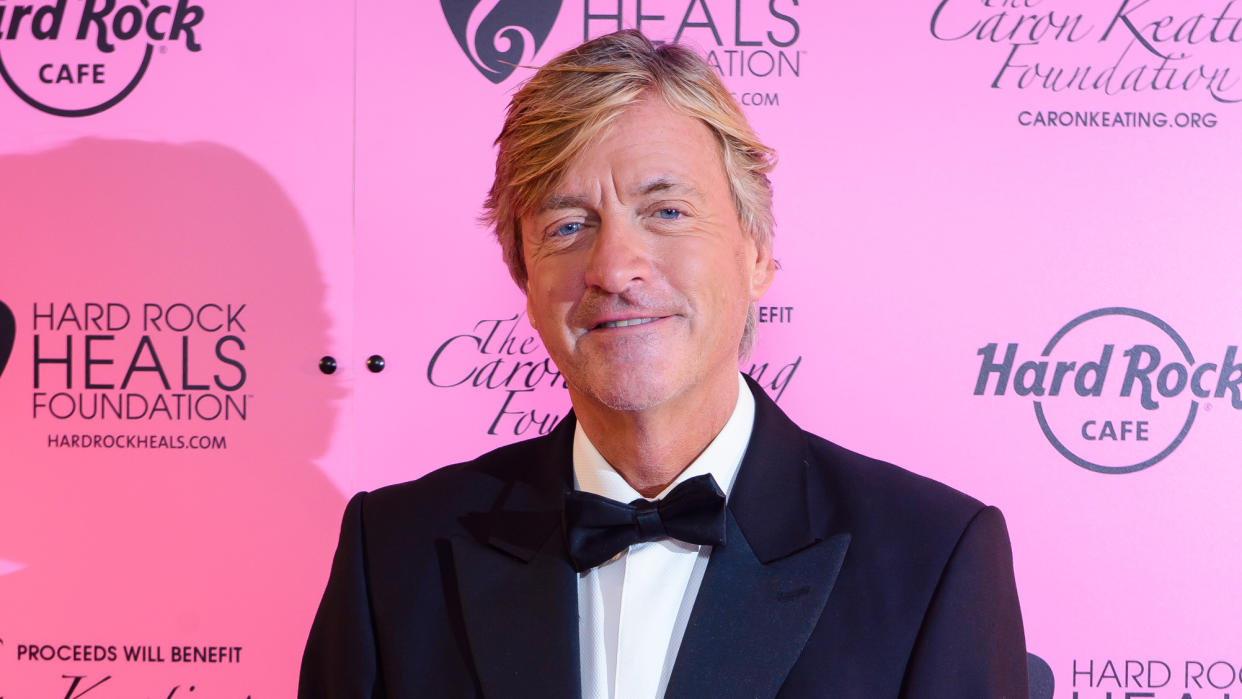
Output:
[[665, 377, 851, 699], [446, 379, 850, 699], [449, 416, 581, 699]]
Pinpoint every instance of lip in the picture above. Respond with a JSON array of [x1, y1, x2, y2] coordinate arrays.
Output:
[[587, 315, 672, 331]]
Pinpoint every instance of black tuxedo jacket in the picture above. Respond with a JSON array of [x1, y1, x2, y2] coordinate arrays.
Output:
[[300, 379, 1028, 698]]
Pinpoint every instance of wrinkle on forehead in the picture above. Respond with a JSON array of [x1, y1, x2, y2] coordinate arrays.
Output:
[[533, 97, 721, 209]]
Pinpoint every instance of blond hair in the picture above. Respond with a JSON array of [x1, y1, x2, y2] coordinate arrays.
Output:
[[483, 29, 776, 292]]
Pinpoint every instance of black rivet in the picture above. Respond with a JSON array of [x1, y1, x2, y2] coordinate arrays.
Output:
[[366, 354, 386, 373], [318, 356, 337, 375]]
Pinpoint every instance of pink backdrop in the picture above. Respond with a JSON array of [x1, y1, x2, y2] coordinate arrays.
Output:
[[2, 0, 1240, 696]]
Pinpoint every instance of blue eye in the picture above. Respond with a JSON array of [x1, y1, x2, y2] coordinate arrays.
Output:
[[656, 208, 682, 220], [553, 221, 582, 237]]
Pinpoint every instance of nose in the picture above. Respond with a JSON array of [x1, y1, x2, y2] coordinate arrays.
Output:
[[583, 216, 652, 294]]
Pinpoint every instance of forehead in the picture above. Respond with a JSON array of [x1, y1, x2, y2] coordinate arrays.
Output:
[[546, 98, 727, 201]]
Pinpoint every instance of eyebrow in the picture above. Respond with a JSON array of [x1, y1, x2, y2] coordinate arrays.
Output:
[[539, 194, 592, 212], [537, 177, 702, 212], [633, 176, 700, 199]]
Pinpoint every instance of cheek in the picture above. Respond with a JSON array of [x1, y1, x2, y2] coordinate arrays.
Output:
[[536, 255, 589, 302], [526, 260, 583, 328], [670, 251, 749, 322]]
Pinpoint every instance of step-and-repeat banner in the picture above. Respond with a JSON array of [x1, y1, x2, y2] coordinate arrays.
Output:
[[2, 0, 1239, 696]]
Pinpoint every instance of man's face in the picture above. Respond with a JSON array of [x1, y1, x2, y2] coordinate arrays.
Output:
[[521, 97, 774, 413]]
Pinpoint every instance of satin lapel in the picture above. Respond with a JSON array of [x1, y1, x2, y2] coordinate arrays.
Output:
[[664, 377, 851, 699], [450, 532, 579, 698], [665, 516, 849, 699], [448, 414, 581, 699]]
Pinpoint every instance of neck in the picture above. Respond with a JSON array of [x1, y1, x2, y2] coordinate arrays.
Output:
[[572, 371, 740, 498]]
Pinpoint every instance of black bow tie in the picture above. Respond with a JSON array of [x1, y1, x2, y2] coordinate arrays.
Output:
[[564, 473, 727, 572]]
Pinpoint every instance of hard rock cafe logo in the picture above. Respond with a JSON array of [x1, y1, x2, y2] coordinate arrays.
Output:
[[974, 307, 1240, 474], [0, 0, 205, 117], [441, 0, 562, 83]]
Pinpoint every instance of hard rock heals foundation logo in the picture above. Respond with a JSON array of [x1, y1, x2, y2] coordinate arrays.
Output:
[[443, 0, 805, 107], [584, 0, 804, 107], [3, 300, 249, 450], [0, 0, 205, 117], [28, 301, 247, 421], [975, 308, 1240, 474], [442, 0, 561, 83]]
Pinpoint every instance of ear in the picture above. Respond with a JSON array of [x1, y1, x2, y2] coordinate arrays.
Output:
[[748, 240, 776, 302]]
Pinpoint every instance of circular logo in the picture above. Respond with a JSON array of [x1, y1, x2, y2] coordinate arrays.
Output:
[[0, 0, 203, 117], [1034, 308, 1197, 474]]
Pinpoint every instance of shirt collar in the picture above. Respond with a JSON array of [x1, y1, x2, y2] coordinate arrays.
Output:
[[572, 373, 756, 502]]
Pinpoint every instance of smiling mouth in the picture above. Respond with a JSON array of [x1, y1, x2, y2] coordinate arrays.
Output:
[[594, 317, 661, 330]]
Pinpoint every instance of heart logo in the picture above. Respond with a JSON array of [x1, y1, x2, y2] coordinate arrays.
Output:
[[441, 0, 562, 84], [0, 300, 14, 381]]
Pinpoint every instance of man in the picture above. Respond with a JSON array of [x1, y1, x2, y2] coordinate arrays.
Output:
[[300, 30, 1027, 698]]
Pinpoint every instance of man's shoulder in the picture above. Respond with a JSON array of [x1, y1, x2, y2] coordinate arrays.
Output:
[[806, 431, 984, 511], [745, 376, 989, 540], [799, 429, 993, 552], [358, 430, 563, 527]]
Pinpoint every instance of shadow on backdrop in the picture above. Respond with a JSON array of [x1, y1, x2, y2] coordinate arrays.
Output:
[[0, 138, 346, 697]]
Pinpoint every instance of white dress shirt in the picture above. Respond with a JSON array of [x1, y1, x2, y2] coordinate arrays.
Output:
[[573, 373, 756, 699]]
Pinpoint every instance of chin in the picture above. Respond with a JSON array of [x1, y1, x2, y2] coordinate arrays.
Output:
[[585, 385, 668, 413], [573, 364, 684, 414]]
